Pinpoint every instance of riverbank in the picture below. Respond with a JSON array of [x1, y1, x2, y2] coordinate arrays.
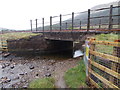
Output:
[[0, 53, 80, 88]]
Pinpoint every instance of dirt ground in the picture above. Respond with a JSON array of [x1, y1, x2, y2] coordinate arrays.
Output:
[[0, 53, 80, 88]]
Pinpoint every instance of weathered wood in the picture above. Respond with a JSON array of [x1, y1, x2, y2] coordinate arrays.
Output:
[[89, 60, 120, 79], [2, 44, 7, 46], [89, 76, 100, 88], [89, 68, 119, 89], [90, 40, 120, 47], [89, 50, 120, 63]]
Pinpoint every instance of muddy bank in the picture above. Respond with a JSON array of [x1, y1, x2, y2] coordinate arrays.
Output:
[[0, 53, 80, 88]]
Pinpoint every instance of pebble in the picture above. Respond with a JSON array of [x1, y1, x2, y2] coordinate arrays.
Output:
[[11, 76, 19, 80], [2, 64, 6, 69], [3, 53, 10, 58], [45, 73, 51, 77], [19, 72, 24, 75], [10, 65, 14, 69], [1, 77, 11, 83], [5, 63, 10, 67], [36, 73, 39, 76], [29, 65, 34, 69], [23, 85, 28, 89]]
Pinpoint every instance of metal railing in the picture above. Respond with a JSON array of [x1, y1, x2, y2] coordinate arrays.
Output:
[[30, 5, 120, 33]]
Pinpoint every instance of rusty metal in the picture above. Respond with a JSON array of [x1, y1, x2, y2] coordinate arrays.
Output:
[[108, 5, 113, 30], [87, 9, 90, 32], [60, 14, 62, 31]]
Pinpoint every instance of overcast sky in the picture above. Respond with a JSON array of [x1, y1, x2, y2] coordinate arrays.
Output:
[[0, 0, 118, 30]]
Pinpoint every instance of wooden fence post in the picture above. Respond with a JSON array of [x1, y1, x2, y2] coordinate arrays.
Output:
[[108, 5, 113, 30], [60, 14, 62, 31], [88, 37, 96, 86], [36, 19, 38, 31], [87, 9, 90, 32], [30, 20, 32, 31]]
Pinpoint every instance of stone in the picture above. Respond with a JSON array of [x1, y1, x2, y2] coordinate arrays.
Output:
[[7, 78, 11, 82], [10, 65, 14, 69], [1, 77, 11, 83], [25, 72, 27, 74], [36, 73, 39, 76], [19, 72, 24, 75], [29, 65, 34, 69], [11, 76, 19, 80], [47, 68, 49, 70], [45, 73, 51, 77], [21, 79, 26, 83], [3, 53, 10, 58], [2, 64, 6, 69], [23, 85, 28, 89], [5, 63, 10, 67], [9, 59, 12, 62]]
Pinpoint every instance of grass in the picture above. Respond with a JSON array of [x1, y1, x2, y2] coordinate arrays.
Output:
[[29, 77, 55, 88], [64, 60, 87, 88], [94, 33, 119, 54], [1, 32, 41, 40]]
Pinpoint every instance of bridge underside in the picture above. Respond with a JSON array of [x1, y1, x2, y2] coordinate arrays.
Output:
[[43, 32, 97, 41]]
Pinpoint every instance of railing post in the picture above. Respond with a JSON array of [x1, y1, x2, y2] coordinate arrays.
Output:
[[66, 22, 67, 30], [80, 21, 81, 30], [108, 5, 113, 30], [99, 19, 101, 29], [42, 18, 44, 34], [72, 12, 74, 31], [87, 9, 90, 32], [36, 19, 38, 31], [30, 20, 32, 31], [60, 14, 62, 31], [50, 16, 52, 32]]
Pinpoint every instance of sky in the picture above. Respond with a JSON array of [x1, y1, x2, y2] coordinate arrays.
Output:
[[0, 0, 118, 30]]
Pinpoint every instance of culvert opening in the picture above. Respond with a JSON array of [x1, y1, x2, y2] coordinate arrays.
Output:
[[7, 38, 73, 60]]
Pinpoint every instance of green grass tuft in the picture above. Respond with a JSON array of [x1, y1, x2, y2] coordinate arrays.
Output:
[[29, 77, 55, 88], [64, 60, 87, 88]]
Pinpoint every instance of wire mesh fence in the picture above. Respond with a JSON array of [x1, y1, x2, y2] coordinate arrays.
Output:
[[86, 37, 120, 88]]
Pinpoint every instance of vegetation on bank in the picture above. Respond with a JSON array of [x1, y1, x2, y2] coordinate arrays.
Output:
[[95, 33, 119, 54], [29, 77, 55, 88], [1, 32, 41, 40], [64, 60, 87, 88]]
